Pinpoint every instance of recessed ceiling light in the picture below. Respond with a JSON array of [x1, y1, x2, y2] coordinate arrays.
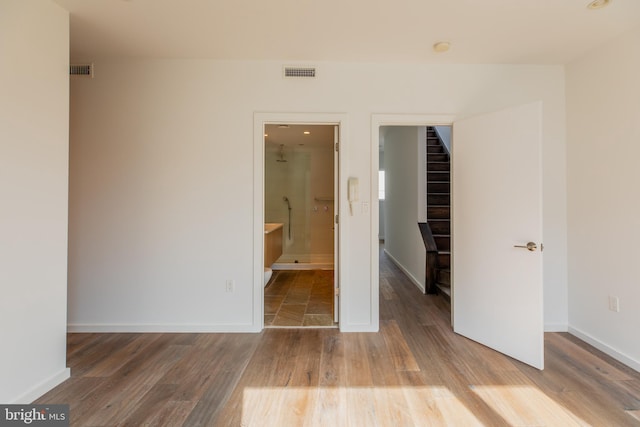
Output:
[[433, 41, 451, 53], [278, 124, 290, 129], [587, 0, 610, 9], [303, 131, 310, 135], [264, 134, 268, 137]]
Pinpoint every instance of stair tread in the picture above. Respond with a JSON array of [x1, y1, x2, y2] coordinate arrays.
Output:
[[427, 126, 451, 280], [437, 284, 451, 296]]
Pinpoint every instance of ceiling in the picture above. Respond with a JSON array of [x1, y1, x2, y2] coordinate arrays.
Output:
[[265, 124, 334, 150], [53, 0, 640, 64]]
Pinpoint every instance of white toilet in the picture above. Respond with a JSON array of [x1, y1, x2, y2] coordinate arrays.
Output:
[[264, 267, 273, 287]]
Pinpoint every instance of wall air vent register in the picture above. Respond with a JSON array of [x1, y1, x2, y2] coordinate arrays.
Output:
[[70, 63, 94, 78], [283, 67, 316, 78]]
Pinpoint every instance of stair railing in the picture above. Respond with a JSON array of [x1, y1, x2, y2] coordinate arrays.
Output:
[[418, 222, 439, 294]]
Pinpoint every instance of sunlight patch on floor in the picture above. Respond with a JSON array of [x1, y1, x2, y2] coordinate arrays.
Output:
[[242, 386, 480, 426], [470, 385, 589, 426]]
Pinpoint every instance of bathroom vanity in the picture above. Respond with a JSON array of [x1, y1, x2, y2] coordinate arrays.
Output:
[[264, 223, 283, 268]]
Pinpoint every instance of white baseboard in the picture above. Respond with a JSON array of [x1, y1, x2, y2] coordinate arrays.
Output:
[[383, 249, 425, 293], [11, 368, 70, 404], [544, 323, 568, 332], [68, 323, 383, 334], [569, 326, 640, 373], [67, 323, 260, 333]]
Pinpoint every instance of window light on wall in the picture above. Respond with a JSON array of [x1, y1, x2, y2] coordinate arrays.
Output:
[[379, 170, 386, 200]]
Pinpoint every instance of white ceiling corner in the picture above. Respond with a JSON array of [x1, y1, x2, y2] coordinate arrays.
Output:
[[53, 0, 640, 64]]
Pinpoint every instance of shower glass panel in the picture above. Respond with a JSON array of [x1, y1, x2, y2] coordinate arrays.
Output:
[[265, 147, 311, 259]]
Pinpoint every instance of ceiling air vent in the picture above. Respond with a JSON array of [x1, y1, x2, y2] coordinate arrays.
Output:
[[283, 66, 316, 78], [70, 63, 94, 78]]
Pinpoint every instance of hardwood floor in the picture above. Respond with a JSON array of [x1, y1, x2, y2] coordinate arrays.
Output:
[[36, 249, 640, 426], [264, 270, 335, 327]]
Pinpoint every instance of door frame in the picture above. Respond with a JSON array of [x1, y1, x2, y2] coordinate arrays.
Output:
[[253, 112, 348, 331], [371, 114, 455, 328]]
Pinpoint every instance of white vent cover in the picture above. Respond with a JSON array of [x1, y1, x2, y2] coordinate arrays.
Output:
[[283, 66, 316, 78], [70, 63, 94, 78]]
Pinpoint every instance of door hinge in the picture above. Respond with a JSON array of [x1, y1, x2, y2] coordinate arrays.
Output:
[[335, 142, 339, 152], [335, 287, 340, 296], [335, 214, 339, 224]]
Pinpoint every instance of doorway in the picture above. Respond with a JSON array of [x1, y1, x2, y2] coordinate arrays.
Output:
[[253, 113, 346, 332], [378, 125, 452, 300], [372, 106, 544, 370], [263, 124, 337, 327]]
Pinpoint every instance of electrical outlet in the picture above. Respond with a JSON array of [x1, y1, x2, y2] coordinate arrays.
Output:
[[608, 295, 620, 312], [226, 280, 235, 293]]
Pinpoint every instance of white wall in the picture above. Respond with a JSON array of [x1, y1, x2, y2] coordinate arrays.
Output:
[[383, 127, 427, 291], [67, 59, 567, 332], [566, 26, 640, 370], [434, 126, 452, 153], [308, 145, 335, 257], [0, 0, 70, 402]]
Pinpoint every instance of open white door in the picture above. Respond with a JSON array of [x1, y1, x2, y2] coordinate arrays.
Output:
[[452, 102, 544, 370], [333, 125, 340, 323]]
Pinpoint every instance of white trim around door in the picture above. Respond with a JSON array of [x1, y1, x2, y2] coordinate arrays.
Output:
[[253, 112, 349, 331], [370, 114, 455, 330]]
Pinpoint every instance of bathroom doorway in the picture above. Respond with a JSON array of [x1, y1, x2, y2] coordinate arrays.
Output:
[[263, 123, 338, 327]]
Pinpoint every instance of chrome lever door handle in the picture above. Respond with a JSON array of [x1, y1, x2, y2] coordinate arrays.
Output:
[[514, 242, 537, 251]]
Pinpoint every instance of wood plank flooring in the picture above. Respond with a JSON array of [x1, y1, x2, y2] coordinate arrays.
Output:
[[35, 248, 640, 426]]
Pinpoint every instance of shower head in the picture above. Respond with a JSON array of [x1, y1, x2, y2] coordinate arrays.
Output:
[[276, 144, 287, 162]]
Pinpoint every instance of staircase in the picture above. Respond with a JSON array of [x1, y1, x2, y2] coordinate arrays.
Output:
[[425, 127, 451, 298]]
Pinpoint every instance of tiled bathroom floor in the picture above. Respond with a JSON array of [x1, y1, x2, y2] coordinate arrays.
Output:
[[264, 270, 335, 327]]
